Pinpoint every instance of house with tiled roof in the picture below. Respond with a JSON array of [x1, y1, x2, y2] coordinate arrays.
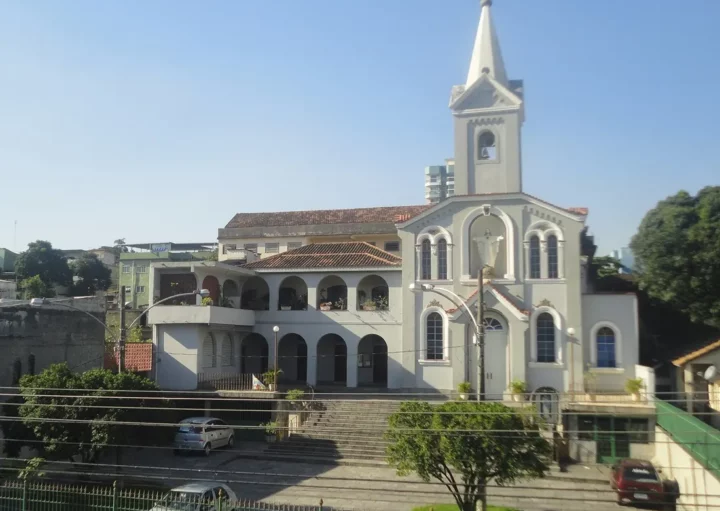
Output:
[[146, 0, 648, 465]]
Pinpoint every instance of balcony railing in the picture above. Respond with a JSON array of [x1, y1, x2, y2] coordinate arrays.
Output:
[[197, 372, 255, 391]]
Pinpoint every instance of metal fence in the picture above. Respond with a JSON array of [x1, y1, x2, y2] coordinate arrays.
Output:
[[656, 399, 720, 479], [197, 373, 255, 391], [0, 481, 334, 511]]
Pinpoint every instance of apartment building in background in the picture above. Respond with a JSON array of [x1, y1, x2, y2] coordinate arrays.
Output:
[[424, 159, 455, 204]]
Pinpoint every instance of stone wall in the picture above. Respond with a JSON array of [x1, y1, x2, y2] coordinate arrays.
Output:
[[0, 297, 106, 389]]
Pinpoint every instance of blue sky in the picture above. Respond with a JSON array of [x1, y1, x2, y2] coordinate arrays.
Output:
[[1, 0, 718, 255]]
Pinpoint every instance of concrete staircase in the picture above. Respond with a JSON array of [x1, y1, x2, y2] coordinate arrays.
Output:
[[267, 399, 401, 463]]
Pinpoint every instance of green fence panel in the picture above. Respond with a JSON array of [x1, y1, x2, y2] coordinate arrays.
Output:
[[656, 399, 720, 479]]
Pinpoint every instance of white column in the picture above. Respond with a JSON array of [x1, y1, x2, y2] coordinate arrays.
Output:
[[523, 241, 531, 280], [540, 240, 548, 279], [558, 240, 566, 279], [415, 245, 422, 280], [431, 243, 438, 280], [447, 245, 454, 280]]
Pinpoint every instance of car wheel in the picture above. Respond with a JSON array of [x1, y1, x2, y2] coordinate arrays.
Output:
[[228, 435, 234, 448], [204, 443, 211, 457]]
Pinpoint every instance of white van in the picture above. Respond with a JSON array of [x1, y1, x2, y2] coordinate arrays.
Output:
[[173, 417, 234, 456]]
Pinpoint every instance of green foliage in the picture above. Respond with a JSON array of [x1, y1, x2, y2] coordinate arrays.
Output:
[[17, 457, 45, 481], [385, 401, 551, 511], [1, 396, 39, 458], [508, 380, 527, 394], [630, 186, 720, 326], [15, 240, 72, 287], [591, 256, 624, 280], [261, 421, 278, 435], [18, 363, 169, 463], [126, 325, 148, 343], [201, 296, 214, 306], [71, 253, 112, 296], [625, 377, 645, 394], [20, 275, 55, 299], [207, 248, 219, 261], [457, 382, 472, 394], [262, 369, 282, 385], [285, 389, 305, 401]]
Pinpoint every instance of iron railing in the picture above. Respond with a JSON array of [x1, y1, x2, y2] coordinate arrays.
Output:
[[0, 481, 336, 511], [197, 372, 255, 391]]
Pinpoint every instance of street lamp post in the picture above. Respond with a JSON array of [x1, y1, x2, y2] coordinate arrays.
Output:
[[410, 282, 484, 401], [30, 289, 210, 373], [272, 325, 280, 391]]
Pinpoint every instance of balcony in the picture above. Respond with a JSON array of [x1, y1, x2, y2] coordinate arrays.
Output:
[[148, 305, 255, 327]]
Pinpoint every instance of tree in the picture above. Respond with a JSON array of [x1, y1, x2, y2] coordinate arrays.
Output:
[[19, 364, 169, 464], [112, 239, 129, 258], [20, 275, 55, 299], [71, 253, 112, 296], [591, 256, 624, 280], [385, 401, 551, 511], [15, 241, 72, 288], [631, 186, 720, 327]]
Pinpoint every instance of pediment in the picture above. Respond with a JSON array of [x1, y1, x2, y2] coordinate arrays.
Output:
[[450, 74, 522, 112]]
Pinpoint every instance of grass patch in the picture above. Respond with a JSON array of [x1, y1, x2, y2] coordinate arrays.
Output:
[[412, 506, 518, 511]]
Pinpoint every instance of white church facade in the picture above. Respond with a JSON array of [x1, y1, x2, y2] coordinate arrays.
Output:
[[148, 0, 647, 423]]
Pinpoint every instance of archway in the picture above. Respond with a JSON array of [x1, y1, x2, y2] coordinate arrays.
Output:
[[159, 273, 197, 304], [356, 275, 389, 311], [278, 334, 307, 383], [316, 334, 347, 385], [317, 275, 348, 310], [202, 276, 220, 305], [241, 277, 270, 310], [240, 333, 268, 375], [222, 280, 239, 308], [278, 276, 308, 311], [357, 335, 388, 387]]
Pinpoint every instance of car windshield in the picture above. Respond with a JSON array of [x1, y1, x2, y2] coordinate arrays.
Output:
[[624, 467, 659, 482], [178, 425, 203, 434], [158, 491, 204, 511]]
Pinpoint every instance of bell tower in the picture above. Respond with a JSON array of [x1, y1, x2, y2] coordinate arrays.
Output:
[[450, 0, 524, 196]]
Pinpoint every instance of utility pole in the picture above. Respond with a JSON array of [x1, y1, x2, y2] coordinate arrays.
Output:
[[118, 286, 126, 373], [476, 268, 485, 402]]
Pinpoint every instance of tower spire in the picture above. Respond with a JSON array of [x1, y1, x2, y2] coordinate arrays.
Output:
[[466, 0, 508, 88]]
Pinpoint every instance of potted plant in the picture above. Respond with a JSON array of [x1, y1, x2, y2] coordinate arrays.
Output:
[[361, 299, 377, 311], [285, 389, 305, 407], [509, 380, 527, 402], [261, 421, 278, 443], [625, 377, 645, 402], [279, 303, 292, 311], [583, 370, 597, 402], [333, 297, 346, 310], [375, 296, 389, 311], [262, 369, 282, 391], [457, 381, 472, 400], [319, 302, 332, 311], [201, 296, 213, 306]]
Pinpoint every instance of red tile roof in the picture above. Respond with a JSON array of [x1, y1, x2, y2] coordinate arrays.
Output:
[[225, 205, 431, 229], [672, 339, 720, 367], [446, 283, 529, 316], [243, 242, 402, 270]]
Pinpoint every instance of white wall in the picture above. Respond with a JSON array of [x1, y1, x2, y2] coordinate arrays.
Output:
[[654, 427, 720, 511], [155, 324, 201, 390]]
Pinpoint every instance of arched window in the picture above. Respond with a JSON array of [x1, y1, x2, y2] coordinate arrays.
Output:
[[421, 239, 432, 280], [203, 334, 217, 368], [437, 239, 448, 280], [529, 235, 541, 279], [28, 354, 36, 376], [478, 131, 497, 161], [426, 312, 444, 360], [483, 318, 503, 331], [221, 334, 234, 367], [596, 327, 616, 368], [536, 313, 555, 363], [547, 235, 559, 279]]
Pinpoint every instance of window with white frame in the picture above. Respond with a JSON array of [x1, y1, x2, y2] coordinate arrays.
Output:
[[421, 239, 432, 280], [124, 286, 131, 294], [136, 266, 148, 274], [244, 243, 258, 252], [384, 241, 400, 252], [135, 285, 145, 293], [547, 235, 559, 279], [596, 327, 616, 368], [265, 243, 279, 254], [426, 312, 444, 360], [437, 239, 448, 280], [536, 313, 556, 363], [483, 318, 503, 331], [122, 265, 131, 274], [223, 244, 236, 254], [529, 235, 541, 279]]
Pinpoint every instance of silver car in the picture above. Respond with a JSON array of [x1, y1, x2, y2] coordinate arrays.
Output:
[[173, 417, 234, 456], [151, 482, 237, 511]]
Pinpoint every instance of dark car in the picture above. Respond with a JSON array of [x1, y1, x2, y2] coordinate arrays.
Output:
[[610, 459, 679, 507]]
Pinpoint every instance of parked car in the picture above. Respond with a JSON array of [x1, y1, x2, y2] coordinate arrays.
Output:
[[150, 482, 237, 511], [173, 417, 234, 456], [610, 459, 679, 507]]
